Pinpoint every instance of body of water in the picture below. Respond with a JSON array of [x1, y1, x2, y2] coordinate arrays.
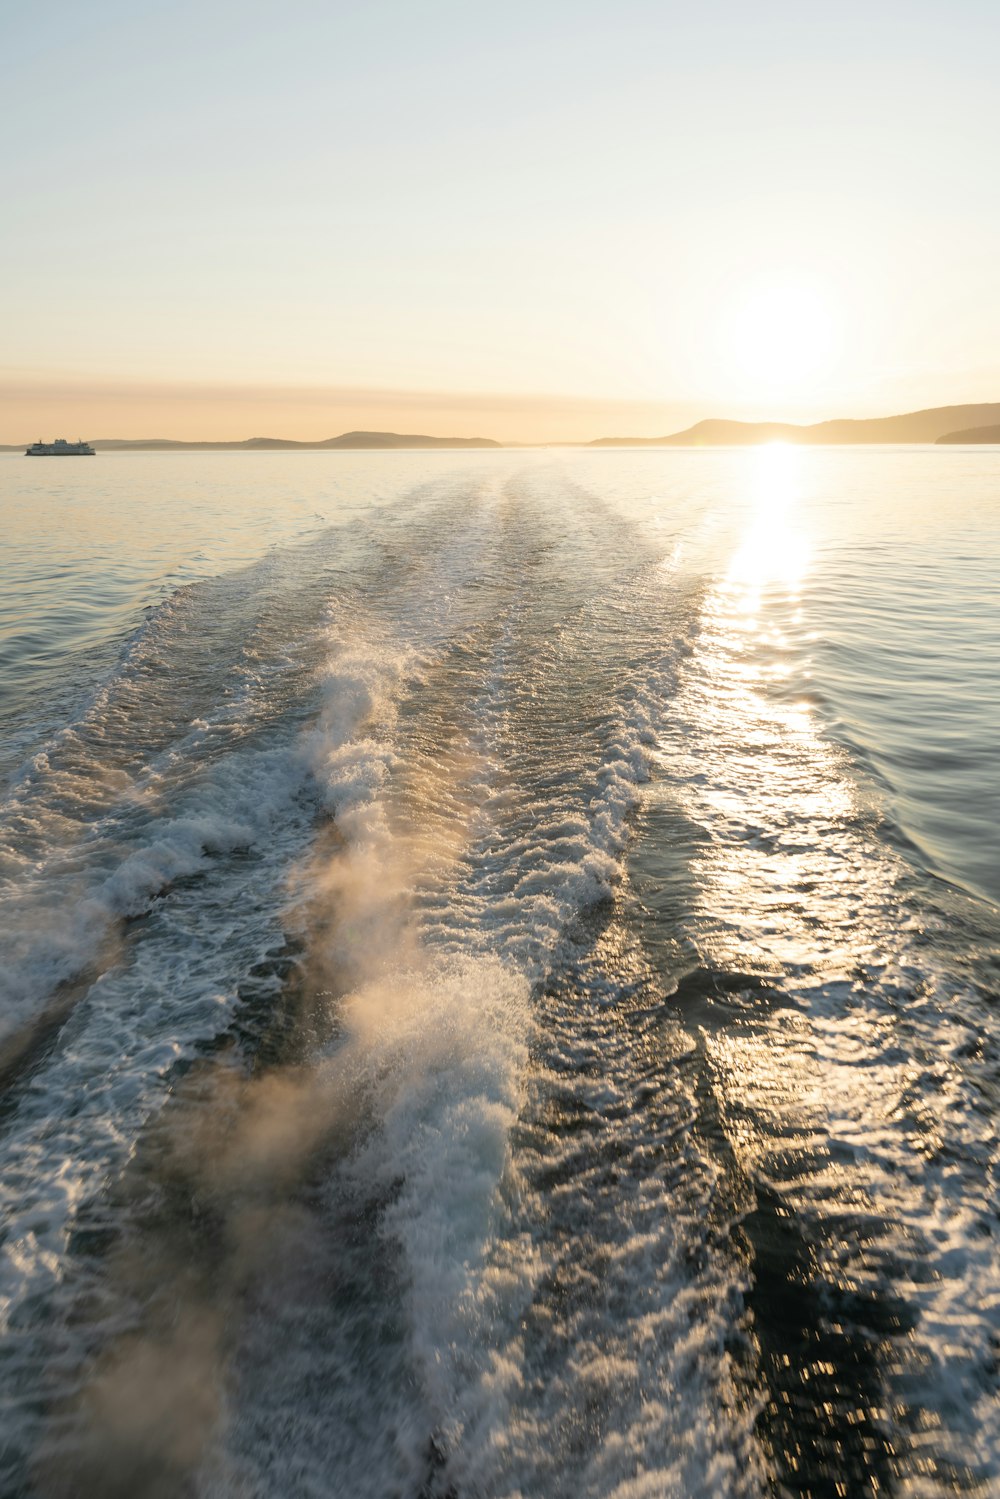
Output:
[[0, 446, 998, 1497]]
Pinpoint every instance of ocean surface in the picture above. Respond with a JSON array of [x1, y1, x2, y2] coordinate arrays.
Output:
[[0, 446, 998, 1498]]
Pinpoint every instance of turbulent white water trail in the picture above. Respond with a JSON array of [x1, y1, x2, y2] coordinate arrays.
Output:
[[1, 455, 999, 1499], [194, 473, 774, 1499]]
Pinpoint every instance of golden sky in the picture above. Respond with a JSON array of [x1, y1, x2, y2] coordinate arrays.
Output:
[[5, 1, 999, 442]]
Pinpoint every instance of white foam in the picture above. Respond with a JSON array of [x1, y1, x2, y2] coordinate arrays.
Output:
[[202, 510, 714, 1495], [0, 742, 318, 1329]]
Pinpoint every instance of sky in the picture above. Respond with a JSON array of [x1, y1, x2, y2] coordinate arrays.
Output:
[[4, 0, 1000, 442]]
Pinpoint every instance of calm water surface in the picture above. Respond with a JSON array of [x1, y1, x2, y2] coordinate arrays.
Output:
[[0, 447, 997, 1497]]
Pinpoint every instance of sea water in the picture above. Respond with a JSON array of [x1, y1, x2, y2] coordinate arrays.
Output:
[[0, 446, 997, 1497]]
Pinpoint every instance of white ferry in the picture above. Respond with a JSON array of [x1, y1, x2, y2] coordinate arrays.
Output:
[[26, 438, 96, 456]]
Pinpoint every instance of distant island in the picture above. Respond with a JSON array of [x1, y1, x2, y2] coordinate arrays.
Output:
[[0, 431, 501, 453], [590, 402, 1000, 447], [935, 423, 1000, 444], [5, 406, 1000, 452]]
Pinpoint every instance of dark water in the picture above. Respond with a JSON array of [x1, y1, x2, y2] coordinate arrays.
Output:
[[0, 446, 997, 1496]]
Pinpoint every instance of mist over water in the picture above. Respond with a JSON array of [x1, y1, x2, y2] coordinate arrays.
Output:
[[0, 447, 998, 1497]]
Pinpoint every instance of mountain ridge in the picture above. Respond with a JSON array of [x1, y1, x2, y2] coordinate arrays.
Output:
[[5, 404, 1000, 451], [0, 430, 501, 452], [589, 402, 1000, 446]]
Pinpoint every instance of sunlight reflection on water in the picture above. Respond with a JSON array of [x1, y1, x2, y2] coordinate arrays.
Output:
[[640, 446, 1000, 1492], [669, 442, 878, 976]]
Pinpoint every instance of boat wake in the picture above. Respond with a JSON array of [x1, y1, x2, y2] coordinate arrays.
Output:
[[0, 457, 997, 1498]]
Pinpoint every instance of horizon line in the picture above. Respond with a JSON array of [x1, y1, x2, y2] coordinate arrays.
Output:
[[5, 397, 1000, 452]]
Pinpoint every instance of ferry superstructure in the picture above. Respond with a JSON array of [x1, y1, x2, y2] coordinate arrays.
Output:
[[26, 438, 95, 456]]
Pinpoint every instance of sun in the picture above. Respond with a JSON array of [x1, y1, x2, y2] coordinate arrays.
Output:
[[722, 280, 837, 395]]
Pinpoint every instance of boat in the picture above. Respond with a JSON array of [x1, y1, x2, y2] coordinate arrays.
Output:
[[26, 438, 96, 456]]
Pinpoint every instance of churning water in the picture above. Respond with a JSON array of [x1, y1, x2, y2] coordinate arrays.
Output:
[[0, 446, 997, 1497]]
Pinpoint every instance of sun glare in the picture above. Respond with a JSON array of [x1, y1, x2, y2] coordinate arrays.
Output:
[[723, 281, 837, 395], [728, 442, 809, 592]]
